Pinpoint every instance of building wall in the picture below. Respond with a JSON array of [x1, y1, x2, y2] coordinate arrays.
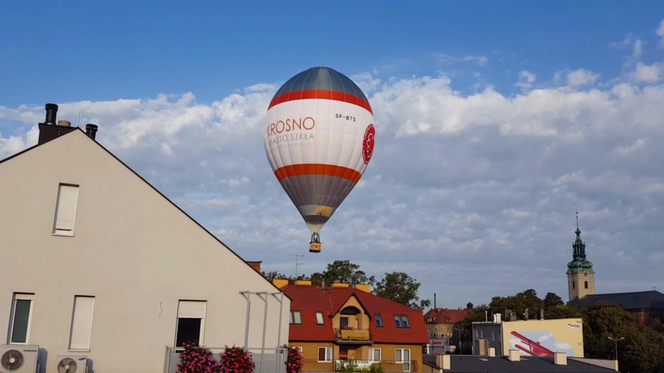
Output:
[[470, 323, 502, 355], [0, 131, 290, 373], [500, 319, 584, 357], [332, 296, 371, 330], [292, 342, 423, 372]]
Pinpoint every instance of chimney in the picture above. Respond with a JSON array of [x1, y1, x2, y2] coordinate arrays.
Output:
[[272, 279, 289, 288], [554, 352, 567, 365], [434, 293, 437, 309], [295, 280, 312, 286], [38, 103, 77, 145], [508, 349, 520, 362], [331, 282, 349, 288], [246, 261, 261, 272], [85, 124, 98, 140], [436, 354, 451, 370], [355, 284, 370, 292], [524, 309, 529, 320], [44, 103, 58, 125], [488, 347, 496, 357], [540, 309, 545, 320]]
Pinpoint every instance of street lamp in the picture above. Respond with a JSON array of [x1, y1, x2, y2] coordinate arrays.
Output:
[[607, 337, 624, 360], [454, 326, 464, 354]]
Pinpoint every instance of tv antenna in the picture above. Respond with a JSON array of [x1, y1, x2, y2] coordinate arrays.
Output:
[[288, 254, 304, 278]]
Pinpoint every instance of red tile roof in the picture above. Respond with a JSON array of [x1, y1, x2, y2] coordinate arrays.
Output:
[[283, 284, 429, 344], [423, 307, 472, 324]]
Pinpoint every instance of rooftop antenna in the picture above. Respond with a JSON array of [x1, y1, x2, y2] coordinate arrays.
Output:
[[288, 254, 304, 279]]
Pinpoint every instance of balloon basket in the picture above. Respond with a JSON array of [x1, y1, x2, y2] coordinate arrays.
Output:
[[309, 241, 321, 253]]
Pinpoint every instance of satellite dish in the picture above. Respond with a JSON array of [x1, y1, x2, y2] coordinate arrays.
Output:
[[264, 66, 375, 253]]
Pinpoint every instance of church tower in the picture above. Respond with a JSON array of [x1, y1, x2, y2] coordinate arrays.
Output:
[[567, 212, 595, 302]]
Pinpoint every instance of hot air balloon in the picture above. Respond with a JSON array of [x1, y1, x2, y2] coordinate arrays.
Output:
[[264, 66, 375, 253]]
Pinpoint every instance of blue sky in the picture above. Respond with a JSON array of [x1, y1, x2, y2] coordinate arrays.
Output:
[[2, 1, 664, 308]]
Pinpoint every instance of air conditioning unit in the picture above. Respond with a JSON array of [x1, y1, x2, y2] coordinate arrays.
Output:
[[0, 345, 39, 373], [54, 355, 87, 373]]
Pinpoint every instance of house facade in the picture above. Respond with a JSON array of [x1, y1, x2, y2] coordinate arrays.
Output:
[[423, 303, 473, 353], [0, 104, 290, 373], [276, 280, 429, 372]]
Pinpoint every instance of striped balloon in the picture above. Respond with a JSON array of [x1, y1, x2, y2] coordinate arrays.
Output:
[[264, 67, 375, 252]]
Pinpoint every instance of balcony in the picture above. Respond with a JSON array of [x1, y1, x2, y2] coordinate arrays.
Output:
[[335, 327, 372, 344], [335, 360, 376, 371]]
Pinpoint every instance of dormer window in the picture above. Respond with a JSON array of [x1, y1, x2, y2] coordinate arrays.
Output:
[[375, 313, 383, 327], [394, 315, 410, 328], [316, 311, 324, 325], [290, 311, 302, 325]]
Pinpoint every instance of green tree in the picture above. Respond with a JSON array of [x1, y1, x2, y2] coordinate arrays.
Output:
[[542, 292, 564, 310], [373, 272, 430, 310], [582, 302, 664, 373], [489, 289, 543, 319], [309, 260, 375, 287], [544, 304, 582, 320]]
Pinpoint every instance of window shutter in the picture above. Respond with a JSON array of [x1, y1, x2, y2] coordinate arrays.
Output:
[[54, 185, 79, 234], [178, 301, 206, 318], [69, 296, 95, 350]]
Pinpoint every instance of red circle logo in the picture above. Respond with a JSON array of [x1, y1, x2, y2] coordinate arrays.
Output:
[[362, 124, 375, 164]]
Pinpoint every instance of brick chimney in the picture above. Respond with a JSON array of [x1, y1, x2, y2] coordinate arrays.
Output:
[[246, 261, 261, 272]]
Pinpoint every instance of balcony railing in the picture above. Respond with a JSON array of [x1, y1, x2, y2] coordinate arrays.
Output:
[[335, 327, 371, 342], [335, 360, 375, 371]]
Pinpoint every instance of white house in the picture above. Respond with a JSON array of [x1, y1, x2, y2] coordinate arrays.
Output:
[[0, 104, 290, 373]]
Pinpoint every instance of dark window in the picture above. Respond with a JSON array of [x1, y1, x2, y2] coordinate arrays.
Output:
[[340, 306, 360, 315], [572, 281, 575, 289], [584, 281, 588, 289], [340, 316, 349, 328], [175, 318, 201, 347], [11, 299, 31, 343], [375, 313, 383, 327]]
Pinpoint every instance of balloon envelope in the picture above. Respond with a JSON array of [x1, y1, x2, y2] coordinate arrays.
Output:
[[264, 66, 375, 237]]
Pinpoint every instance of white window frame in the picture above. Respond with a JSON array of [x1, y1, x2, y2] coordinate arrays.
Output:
[[370, 348, 381, 362], [68, 295, 95, 351], [317, 346, 332, 362], [175, 300, 207, 346], [394, 314, 410, 328], [395, 348, 411, 372], [8, 293, 34, 345], [315, 311, 324, 325], [52, 183, 80, 237]]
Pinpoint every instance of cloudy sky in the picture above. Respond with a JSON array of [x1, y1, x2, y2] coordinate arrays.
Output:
[[2, 1, 664, 308]]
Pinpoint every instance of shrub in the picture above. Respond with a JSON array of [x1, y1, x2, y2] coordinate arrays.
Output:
[[283, 345, 304, 373], [176, 342, 221, 373], [219, 345, 254, 373]]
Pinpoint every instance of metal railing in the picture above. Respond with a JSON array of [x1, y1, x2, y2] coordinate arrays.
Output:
[[164, 346, 288, 373]]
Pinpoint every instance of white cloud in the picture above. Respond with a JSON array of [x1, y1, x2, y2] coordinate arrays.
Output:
[[434, 53, 488, 66], [514, 70, 536, 91], [632, 62, 663, 83], [2, 64, 664, 308], [657, 19, 664, 48], [610, 34, 645, 67], [567, 69, 600, 86]]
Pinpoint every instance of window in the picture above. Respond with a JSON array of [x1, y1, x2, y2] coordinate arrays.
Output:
[[375, 313, 383, 327], [572, 281, 575, 289], [318, 347, 332, 362], [340, 316, 349, 328], [370, 348, 381, 362], [394, 314, 410, 328], [69, 296, 95, 350], [290, 311, 302, 325], [395, 348, 411, 371], [175, 300, 206, 347], [9, 293, 34, 344], [316, 311, 324, 325], [53, 184, 79, 236], [584, 281, 589, 289]]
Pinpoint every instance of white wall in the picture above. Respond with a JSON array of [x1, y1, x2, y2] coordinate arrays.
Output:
[[0, 130, 290, 373]]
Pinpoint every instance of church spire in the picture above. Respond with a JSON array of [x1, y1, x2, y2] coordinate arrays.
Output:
[[567, 211, 594, 273]]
